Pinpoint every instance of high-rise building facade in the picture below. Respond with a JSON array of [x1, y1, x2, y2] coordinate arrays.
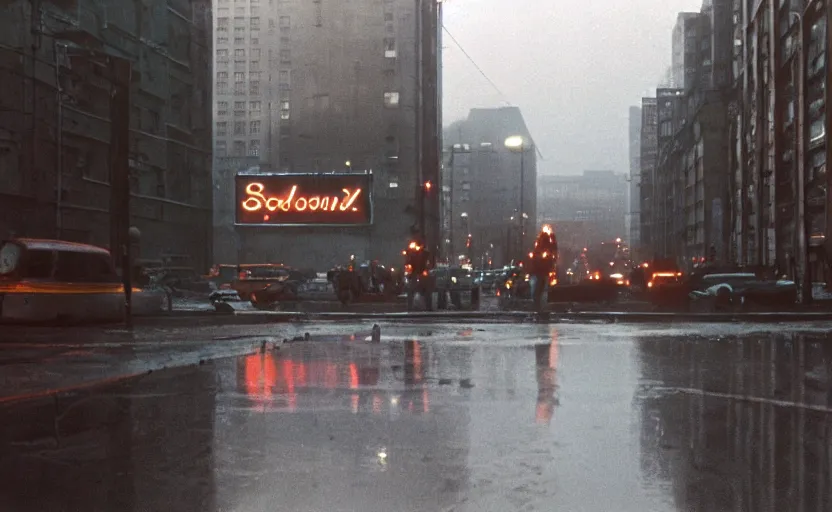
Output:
[[443, 107, 537, 267], [0, 0, 214, 270], [212, 0, 441, 269], [672, 12, 704, 89]]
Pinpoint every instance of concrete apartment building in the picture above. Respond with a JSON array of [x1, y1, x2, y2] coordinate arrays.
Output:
[[211, 0, 278, 262], [213, 0, 441, 268], [442, 107, 537, 267], [0, 0, 214, 269], [538, 171, 628, 260], [627, 106, 641, 255], [728, 0, 832, 284], [671, 12, 703, 89]]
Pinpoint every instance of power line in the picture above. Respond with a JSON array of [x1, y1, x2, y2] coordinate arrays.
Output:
[[441, 25, 544, 161], [442, 25, 512, 107]]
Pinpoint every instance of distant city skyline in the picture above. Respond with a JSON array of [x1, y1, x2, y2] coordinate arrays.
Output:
[[441, 0, 703, 176]]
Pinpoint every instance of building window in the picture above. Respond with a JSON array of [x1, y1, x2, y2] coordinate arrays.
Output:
[[234, 71, 245, 82], [233, 101, 245, 115], [251, 6, 259, 15], [234, 26, 245, 35], [251, 37, 259, 45], [218, 17, 229, 27], [216, 49, 228, 58], [251, 17, 260, 30], [216, 141, 227, 156], [280, 49, 291, 62], [384, 92, 400, 108], [278, 70, 290, 88], [233, 141, 246, 156], [280, 110, 290, 120], [384, 38, 396, 58], [250, 60, 260, 70], [249, 140, 260, 156], [384, 12, 393, 22], [250, 101, 262, 113], [462, 182, 471, 191], [234, 16, 244, 25], [234, 6, 244, 14], [217, 36, 228, 44], [280, 36, 290, 46], [269, 18, 276, 28], [217, 101, 228, 115], [234, 49, 245, 57], [218, 7, 229, 16], [217, 71, 228, 80], [216, 81, 228, 94], [234, 121, 246, 135], [234, 83, 245, 95], [250, 81, 260, 95], [279, 16, 290, 28], [216, 121, 227, 136], [250, 120, 261, 134], [234, 37, 245, 45], [251, 48, 260, 59]]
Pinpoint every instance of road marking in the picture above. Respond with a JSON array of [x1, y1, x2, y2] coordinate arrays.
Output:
[[650, 386, 832, 414]]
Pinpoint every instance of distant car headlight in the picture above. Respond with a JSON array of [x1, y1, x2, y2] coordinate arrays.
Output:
[[451, 277, 458, 284], [610, 273, 624, 279]]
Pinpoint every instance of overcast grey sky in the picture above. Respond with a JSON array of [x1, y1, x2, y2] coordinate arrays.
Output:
[[442, 0, 704, 176]]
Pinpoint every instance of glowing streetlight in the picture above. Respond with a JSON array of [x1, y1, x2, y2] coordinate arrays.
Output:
[[504, 135, 524, 149]]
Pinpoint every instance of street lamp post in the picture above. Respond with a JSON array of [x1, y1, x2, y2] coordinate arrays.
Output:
[[505, 135, 527, 258]]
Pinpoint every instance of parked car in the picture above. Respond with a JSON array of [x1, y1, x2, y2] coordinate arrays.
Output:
[[689, 273, 796, 311], [233, 264, 310, 301]]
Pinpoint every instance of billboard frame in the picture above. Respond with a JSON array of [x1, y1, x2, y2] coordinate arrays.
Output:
[[233, 172, 375, 228]]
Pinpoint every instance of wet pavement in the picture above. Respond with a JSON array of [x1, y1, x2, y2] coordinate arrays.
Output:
[[2, 322, 832, 511]]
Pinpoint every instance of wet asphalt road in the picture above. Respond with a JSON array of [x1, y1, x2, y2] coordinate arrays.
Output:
[[2, 322, 832, 511]]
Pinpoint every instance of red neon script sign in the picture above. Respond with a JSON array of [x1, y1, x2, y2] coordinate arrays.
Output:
[[235, 173, 373, 226], [242, 183, 363, 214]]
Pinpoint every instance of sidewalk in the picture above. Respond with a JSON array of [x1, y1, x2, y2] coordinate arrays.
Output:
[[0, 325, 275, 404]]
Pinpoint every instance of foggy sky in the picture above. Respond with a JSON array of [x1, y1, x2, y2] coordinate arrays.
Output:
[[442, 0, 704, 176]]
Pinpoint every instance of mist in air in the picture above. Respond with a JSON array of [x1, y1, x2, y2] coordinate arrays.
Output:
[[442, 0, 704, 176]]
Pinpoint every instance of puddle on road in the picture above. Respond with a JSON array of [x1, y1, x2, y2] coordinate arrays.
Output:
[[1, 327, 832, 511]]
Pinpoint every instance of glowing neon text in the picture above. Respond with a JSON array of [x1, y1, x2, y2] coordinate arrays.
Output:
[[242, 182, 363, 215]]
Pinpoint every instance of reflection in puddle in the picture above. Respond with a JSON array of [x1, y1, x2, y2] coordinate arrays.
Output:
[[534, 329, 560, 425], [637, 333, 832, 511]]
